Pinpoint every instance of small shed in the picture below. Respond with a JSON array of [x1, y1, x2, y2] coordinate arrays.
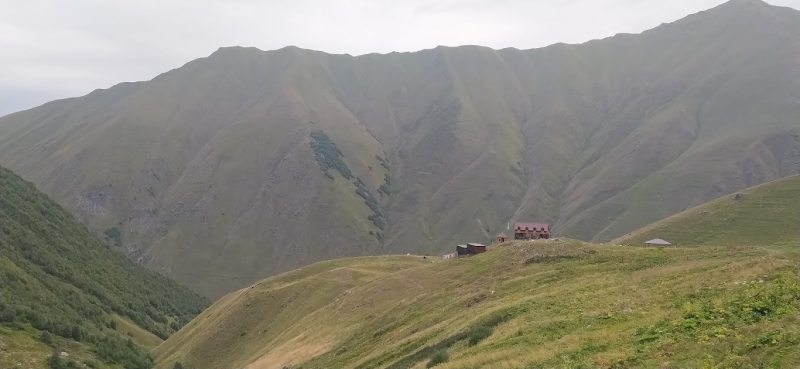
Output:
[[645, 238, 671, 247], [456, 243, 487, 257], [496, 233, 509, 243], [467, 243, 487, 254]]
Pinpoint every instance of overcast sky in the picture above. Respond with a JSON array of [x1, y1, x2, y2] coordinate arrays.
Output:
[[1, 0, 798, 116]]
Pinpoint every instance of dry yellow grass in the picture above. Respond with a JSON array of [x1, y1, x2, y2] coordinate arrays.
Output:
[[111, 315, 164, 350]]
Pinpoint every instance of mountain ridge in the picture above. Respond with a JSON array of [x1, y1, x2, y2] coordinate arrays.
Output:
[[1, 0, 798, 298]]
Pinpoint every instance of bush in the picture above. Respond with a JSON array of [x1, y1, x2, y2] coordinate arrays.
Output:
[[104, 227, 122, 246], [310, 130, 352, 179], [367, 214, 385, 230], [48, 351, 79, 369], [48, 352, 62, 369], [173, 362, 184, 369], [70, 325, 83, 341], [40, 330, 54, 345], [95, 335, 154, 369], [468, 325, 493, 346], [379, 184, 390, 196], [426, 350, 449, 368]]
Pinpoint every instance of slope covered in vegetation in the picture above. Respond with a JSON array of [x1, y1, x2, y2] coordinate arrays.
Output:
[[155, 238, 798, 369], [0, 166, 209, 369], [1, 0, 798, 299], [613, 175, 799, 248]]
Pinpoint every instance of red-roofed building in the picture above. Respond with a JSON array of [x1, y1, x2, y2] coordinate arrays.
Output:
[[514, 222, 550, 240], [496, 233, 509, 243]]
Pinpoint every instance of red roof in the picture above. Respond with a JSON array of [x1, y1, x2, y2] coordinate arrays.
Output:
[[496, 233, 508, 238], [515, 222, 550, 231]]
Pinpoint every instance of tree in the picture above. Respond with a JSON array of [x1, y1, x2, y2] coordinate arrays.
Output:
[[70, 325, 82, 341], [48, 351, 64, 369], [40, 330, 54, 345]]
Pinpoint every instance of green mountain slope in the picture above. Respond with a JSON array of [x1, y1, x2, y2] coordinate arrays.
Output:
[[0, 166, 209, 369], [613, 175, 799, 248], [154, 240, 799, 369], [1, 0, 799, 298]]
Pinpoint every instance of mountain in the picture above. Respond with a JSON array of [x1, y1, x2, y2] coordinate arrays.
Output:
[[0, 166, 209, 369], [1, 0, 799, 298], [613, 175, 799, 248]]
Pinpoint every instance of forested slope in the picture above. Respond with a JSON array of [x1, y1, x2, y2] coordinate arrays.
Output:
[[0, 166, 209, 369]]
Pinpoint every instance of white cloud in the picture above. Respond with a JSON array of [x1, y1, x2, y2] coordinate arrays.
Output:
[[1, 0, 798, 116]]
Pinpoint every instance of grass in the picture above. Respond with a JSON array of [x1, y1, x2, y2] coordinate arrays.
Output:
[[613, 175, 799, 249], [0, 326, 51, 369], [154, 238, 799, 369], [152, 256, 432, 369], [0, 325, 118, 369], [110, 315, 164, 350]]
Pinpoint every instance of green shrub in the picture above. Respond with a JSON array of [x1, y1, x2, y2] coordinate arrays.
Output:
[[104, 227, 122, 246], [39, 330, 54, 345], [95, 335, 154, 369], [379, 184, 390, 196], [310, 130, 352, 179], [48, 351, 62, 369], [70, 325, 83, 341], [426, 350, 449, 368], [48, 351, 79, 369], [468, 325, 493, 346]]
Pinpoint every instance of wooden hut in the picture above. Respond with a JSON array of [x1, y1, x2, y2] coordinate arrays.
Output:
[[456, 243, 487, 257], [467, 243, 487, 254], [496, 233, 509, 243]]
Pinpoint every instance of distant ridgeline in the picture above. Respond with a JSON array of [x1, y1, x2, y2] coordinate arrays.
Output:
[[0, 167, 209, 369]]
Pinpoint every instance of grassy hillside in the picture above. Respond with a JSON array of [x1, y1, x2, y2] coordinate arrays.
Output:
[[0, 166, 209, 369], [613, 175, 799, 248], [1, 0, 798, 298], [155, 240, 799, 369], [153, 256, 430, 369]]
